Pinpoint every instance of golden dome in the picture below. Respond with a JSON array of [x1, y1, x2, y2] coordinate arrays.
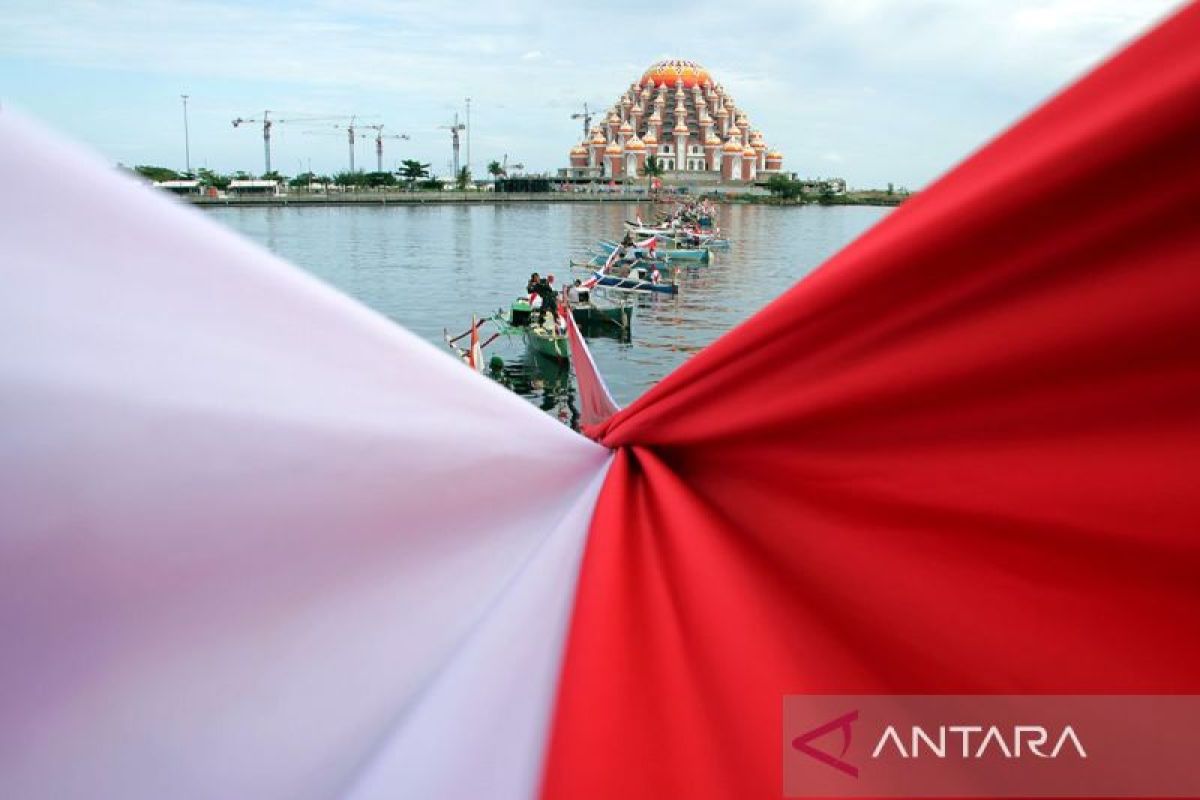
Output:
[[570, 144, 587, 155], [767, 150, 784, 159], [641, 59, 712, 90], [643, 129, 659, 145], [605, 141, 623, 154], [714, 105, 729, 117], [722, 138, 742, 153], [590, 130, 607, 145], [743, 145, 756, 157], [625, 135, 646, 151], [619, 120, 634, 134]]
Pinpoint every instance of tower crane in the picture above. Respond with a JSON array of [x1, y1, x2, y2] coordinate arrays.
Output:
[[302, 115, 379, 172], [570, 102, 594, 141], [439, 114, 467, 176], [231, 111, 345, 175], [358, 125, 410, 172]]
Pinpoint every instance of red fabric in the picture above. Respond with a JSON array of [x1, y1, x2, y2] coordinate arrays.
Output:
[[565, 310, 620, 428], [543, 5, 1200, 798]]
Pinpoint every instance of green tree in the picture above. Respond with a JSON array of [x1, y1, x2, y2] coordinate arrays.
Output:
[[398, 159, 431, 188], [334, 171, 365, 188], [418, 177, 444, 191], [456, 166, 471, 190], [289, 171, 316, 188], [196, 168, 231, 190], [765, 173, 806, 202], [261, 170, 284, 182], [642, 154, 665, 193], [487, 160, 505, 179], [362, 171, 397, 188], [134, 165, 182, 182]]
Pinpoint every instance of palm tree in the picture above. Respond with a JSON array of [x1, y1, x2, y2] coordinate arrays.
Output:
[[398, 159, 431, 189], [487, 160, 505, 179], [643, 154, 665, 195]]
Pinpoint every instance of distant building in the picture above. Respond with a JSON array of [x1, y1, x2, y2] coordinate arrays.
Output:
[[562, 59, 785, 183], [227, 179, 280, 197], [153, 179, 202, 195]]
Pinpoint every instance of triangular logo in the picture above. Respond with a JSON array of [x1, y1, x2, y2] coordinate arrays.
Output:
[[791, 710, 859, 778]]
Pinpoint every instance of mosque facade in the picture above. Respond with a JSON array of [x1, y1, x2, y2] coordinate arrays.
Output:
[[564, 59, 784, 183]]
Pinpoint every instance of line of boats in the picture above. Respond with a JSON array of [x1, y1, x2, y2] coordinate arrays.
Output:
[[445, 200, 730, 368]]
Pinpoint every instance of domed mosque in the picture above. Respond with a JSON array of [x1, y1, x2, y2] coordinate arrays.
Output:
[[566, 59, 784, 183]]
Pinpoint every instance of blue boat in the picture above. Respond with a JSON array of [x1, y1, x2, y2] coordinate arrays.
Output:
[[596, 239, 710, 263], [591, 271, 679, 295]]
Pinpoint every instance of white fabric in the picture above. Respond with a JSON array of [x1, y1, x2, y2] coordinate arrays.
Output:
[[0, 110, 611, 799]]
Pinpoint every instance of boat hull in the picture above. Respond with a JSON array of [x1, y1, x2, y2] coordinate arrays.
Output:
[[596, 240, 710, 263], [571, 302, 632, 328], [523, 325, 570, 360], [592, 273, 679, 294]]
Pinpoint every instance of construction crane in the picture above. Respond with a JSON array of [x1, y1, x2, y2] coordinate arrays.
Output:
[[501, 154, 525, 176], [570, 102, 594, 141], [302, 115, 379, 172], [358, 125, 410, 172], [439, 114, 467, 176], [231, 111, 344, 174]]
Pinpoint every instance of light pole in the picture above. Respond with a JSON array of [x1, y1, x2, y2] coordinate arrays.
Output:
[[181, 94, 191, 175], [465, 97, 471, 179]]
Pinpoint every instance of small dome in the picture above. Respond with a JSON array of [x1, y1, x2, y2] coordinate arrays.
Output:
[[605, 141, 623, 154], [722, 138, 742, 153], [673, 119, 690, 134], [643, 129, 658, 145], [743, 145, 757, 157], [590, 130, 607, 145], [625, 135, 646, 151], [767, 150, 784, 159], [619, 120, 634, 134], [570, 144, 587, 155], [714, 105, 729, 117], [705, 132, 721, 145]]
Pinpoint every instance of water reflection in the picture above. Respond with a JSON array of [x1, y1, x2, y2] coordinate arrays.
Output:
[[489, 350, 580, 430], [205, 202, 892, 423]]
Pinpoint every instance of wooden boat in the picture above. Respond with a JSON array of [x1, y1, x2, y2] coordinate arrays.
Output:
[[596, 239, 710, 263], [523, 320, 570, 361], [571, 297, 633, 338], [571, 300, 631, 327], [591, 270, 679, 295]]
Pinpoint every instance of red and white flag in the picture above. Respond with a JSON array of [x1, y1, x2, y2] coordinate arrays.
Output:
[[3, 6, 1200, 798]]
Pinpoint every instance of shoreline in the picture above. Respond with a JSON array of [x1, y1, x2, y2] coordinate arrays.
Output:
[[186, 192, 907, 208]]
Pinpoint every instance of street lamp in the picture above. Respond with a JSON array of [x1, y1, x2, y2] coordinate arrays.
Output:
[[181, 94, 191, 175]]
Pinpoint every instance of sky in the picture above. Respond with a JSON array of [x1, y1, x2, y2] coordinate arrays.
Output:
[[0, 0, 1186, 188]]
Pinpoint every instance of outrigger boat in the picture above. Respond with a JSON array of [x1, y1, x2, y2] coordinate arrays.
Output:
[[503, 298, 570, 361], [596, 239, 710, 263], [590, 270, 679, 295]]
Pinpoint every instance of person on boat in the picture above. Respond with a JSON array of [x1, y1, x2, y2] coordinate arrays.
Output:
[[621, 230, 635, 247], [535, 276, 558, 326], [566, 278, 582, 304], [526, 272, 541, 297]]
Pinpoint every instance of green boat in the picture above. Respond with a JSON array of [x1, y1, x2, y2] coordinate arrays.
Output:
[[571, 299, 632, 328], [523, 321, 570, 361], [505, 298, 570, 361]]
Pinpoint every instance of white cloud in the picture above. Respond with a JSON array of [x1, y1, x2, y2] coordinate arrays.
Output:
[[0, 0, 1186, 184]]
